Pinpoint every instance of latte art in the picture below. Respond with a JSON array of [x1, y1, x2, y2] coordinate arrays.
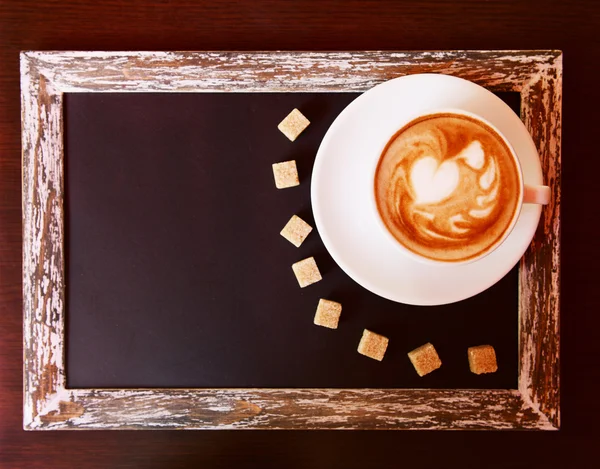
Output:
[[375, 113, 521, 262], [398, 137, 499, 239]]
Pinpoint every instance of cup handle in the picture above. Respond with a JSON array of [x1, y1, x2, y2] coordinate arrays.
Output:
[[524, 185, 551, 205]]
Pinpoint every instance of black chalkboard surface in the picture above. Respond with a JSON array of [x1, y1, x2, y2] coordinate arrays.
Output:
[[64, 92, 519, 389]]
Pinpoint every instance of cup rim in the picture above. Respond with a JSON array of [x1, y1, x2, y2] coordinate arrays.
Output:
[[370, 108, 525, 266]]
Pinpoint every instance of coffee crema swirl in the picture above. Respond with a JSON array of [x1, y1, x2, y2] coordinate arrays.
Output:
[[374, 113, 521, 262]]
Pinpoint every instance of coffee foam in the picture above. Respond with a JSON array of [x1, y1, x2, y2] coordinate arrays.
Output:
[[374, 113, 521, 262]]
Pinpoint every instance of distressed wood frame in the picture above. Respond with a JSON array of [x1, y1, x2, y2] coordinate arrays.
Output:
[[21, 51, 561, 430]]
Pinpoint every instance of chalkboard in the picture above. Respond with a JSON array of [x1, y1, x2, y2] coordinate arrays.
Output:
[[23, 50, 561, 430], [64, 91, 520, 389]]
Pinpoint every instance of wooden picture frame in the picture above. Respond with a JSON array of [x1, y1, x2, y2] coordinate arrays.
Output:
[[21, 50, 561, 430]]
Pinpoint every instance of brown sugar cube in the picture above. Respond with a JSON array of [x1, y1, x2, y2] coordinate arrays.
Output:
[[280, 215, 313, 247], [468, 345, 498, 375], [357, 329, 389, 361], [277, 108, 310, 141], [408, 343, 442, 377], [291, 257, 322, 288], [314, 299, 342, 329], [272, 160, 299, 189]]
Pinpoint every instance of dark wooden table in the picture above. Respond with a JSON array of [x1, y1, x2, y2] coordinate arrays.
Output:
[[1, 0, 598, 467]]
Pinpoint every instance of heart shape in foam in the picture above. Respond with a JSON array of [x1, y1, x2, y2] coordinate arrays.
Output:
[[410, 156, 459, 204]]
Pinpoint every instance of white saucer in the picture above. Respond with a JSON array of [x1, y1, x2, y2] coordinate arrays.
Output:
[[311, 74, 543, 306]]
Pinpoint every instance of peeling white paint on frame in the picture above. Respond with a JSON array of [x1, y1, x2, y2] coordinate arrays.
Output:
[[21, 50, 561, 430]]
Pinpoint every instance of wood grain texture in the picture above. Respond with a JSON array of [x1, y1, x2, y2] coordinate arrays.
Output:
[[25, 50, 557, 93], [519, 53, 562, 428], [21, 59, 66, 428], [32, 389, 550, 430], [21, 50, 561, 431]]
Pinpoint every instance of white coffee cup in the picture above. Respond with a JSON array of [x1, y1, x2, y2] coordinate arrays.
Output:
[[371, 108, 550, 266]]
